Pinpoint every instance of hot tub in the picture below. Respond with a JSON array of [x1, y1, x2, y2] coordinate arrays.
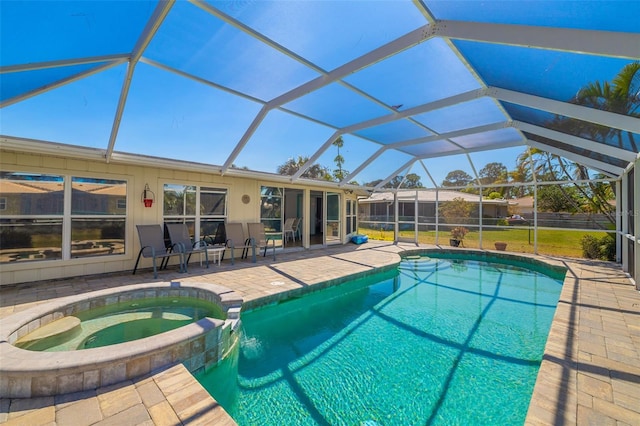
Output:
[[0, 281, 242, 398]]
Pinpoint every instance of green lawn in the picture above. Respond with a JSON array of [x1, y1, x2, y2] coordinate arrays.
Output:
[[359, 226, 611, 258]]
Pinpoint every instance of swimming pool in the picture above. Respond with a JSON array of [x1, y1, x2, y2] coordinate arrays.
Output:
[[196, 255, 564, 425]]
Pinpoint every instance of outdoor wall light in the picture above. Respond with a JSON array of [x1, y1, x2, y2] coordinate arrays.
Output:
[[142, 183, 155, 208]]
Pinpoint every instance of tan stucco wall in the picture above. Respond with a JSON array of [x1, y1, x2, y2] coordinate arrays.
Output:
[[0, 150, 356, 285]]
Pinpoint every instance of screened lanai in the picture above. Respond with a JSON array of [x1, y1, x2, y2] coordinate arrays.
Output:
[[1, 0, 639, 286]]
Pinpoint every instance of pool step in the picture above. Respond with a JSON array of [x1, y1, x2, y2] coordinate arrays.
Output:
[[400, 257, 451, 272], [16, 316, 81, 346]]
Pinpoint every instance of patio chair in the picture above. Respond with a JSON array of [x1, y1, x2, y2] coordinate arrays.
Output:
[[247, 222, 276, 260], [292, 217, 301, 240], [166, 223, 209, 269], [205, 222, 227, 247], [225, 223, 256, 265], [283, 217, 296, 243], [133, 224, 185, 278]]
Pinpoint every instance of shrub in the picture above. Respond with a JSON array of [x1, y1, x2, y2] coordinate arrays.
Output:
[[599, 234, 616, 261], [450, 226, 469, 240], [581, 234, 616, 261], [581, 235, 600, 259]]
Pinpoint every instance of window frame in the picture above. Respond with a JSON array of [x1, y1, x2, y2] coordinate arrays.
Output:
[[162, 183, 228, 242], [0, 170, 129, 264]]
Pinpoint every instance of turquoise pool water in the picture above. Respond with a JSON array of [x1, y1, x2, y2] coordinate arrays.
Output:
[[196, 256, 564, 425], [17, 297, 223, 351]]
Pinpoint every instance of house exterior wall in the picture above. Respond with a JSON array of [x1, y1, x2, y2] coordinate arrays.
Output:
[[0, 149, 356, 285]]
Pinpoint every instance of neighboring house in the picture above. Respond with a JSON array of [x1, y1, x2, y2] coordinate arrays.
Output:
[[512, 196, 534, 216], [359, 190, 514, 225]]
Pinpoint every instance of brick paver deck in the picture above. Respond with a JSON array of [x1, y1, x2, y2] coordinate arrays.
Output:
[[1, 241, 638, 425]]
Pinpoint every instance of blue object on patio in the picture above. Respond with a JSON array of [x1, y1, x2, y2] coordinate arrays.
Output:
[[351, 234, 368, 245]]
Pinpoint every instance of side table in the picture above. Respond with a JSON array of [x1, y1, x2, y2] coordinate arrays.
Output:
[[206, 246, 225, 266]]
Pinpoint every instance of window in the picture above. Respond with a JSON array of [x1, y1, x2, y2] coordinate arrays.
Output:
[[0, 172, 64, 263], [0, 172, 127, 263], [0, 197, 6, 210], [70, 177, 126, 258], [346, 199, 357, 235], [260, 186, 282, 232], [163, 184, 227, 241], [116, 199, 126, 210]]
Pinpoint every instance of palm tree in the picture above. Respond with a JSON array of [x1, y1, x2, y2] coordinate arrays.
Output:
[[514, 63, 637, 227], [552, 61, 639, 151], [332, 136, 347, 181], [277, 156, 330, 180]]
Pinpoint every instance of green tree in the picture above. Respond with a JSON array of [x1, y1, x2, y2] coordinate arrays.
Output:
[[439, 197, 472, 224], [402, 173, 423, 188], [479, 162, 508, 197], [479, 162, 507, 185], [558, 61, 639, 151], [277, 156, 330, 180], [442, 170, 473, 187], [362, 173, 423, 189], [516, 146, 616, 226], [537, 184, 580, 213], [510, 62, 636, 222], [506, 163, 532, 198]]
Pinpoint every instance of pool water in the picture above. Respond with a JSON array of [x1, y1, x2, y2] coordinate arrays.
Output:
[[17, 297, 223, 351], [196, 257, 563, 425]]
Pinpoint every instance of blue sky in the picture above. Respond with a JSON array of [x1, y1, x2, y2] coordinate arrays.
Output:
[[2, 0, 637, 186]]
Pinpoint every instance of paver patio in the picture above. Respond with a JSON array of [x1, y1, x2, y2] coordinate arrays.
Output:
[[1, 241, 638, 425]]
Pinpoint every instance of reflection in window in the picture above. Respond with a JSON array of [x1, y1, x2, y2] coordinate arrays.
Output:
[[72, 177, 127, 215], [1, 173, 65, 263], [0, 172, 64, 215], [71, 219, 125, 258], [163, 184, 227, 241], [0, 173, 127, 263], [260, 186, 282, 232], [71, 177, 127, 259], [0, 219, 63, 263], [164, 184, 196, 216]]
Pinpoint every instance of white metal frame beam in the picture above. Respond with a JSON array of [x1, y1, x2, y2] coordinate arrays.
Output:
[[296, 88, 488, 181], [489, 87, 640, 134], [197, 0, 436, 173], [343, 121, 513, 184], [526, 140, 623, 177], [105, 0, 174, 161], [435, 20, 640, 60], [0, 60, 125, 108], [0, 54, 130, 74], [515, 121, 637, 163], [416, 139, 524, 160], [374, 159, 418, 190]]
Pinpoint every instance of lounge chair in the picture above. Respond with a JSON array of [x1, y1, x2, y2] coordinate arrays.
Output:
[[133, 224, 185, 278], [247, 222, 276, 260], [225, 223, 256, 265], [165, 223, 209, 269]]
